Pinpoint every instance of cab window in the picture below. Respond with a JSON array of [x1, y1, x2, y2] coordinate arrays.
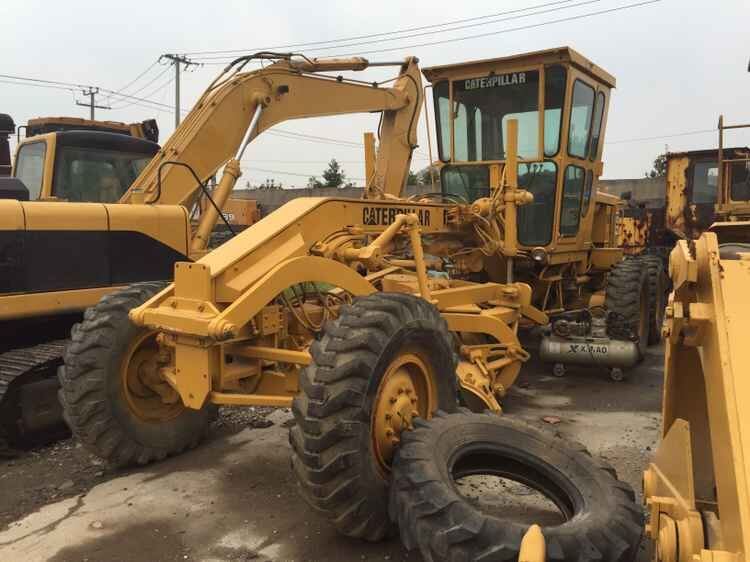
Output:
[[53, 146, 151, 202], [434, 81, 451, 162], [517, 161, 557, 246], [691, 161, 718, 204], [581, 169, 594, 217], [544, 65, 567, 157], [730, 161, 750, 201], [589, 92, 606, 160], [441, 165, 490, 203], [568, 80, 595, 158], [448, 70, 540, 161], [560, 165, 585, 236], [14, 141, 46, 199]]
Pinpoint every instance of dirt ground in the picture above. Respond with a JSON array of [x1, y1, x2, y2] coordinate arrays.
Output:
[[0, 346, 664, 562]]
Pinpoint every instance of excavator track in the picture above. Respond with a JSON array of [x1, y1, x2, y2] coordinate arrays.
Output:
[[0, 340, 68, 451]]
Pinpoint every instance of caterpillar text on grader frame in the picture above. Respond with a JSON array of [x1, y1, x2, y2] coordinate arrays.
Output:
[[57, 47, 651, 552]]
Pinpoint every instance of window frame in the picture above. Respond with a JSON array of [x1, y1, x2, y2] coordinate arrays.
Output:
[[14, 140, 47, 200], [567, 78, 596, 160], [433, 80, 451, 163]]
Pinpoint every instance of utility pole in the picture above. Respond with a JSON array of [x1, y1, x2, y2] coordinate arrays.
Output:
[[160, 54, 197, 128], [75, 87, 110, 120]]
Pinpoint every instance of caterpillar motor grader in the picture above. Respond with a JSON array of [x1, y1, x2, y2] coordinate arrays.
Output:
[[56, 46, 650, 549], [640, 118, 750, 562]]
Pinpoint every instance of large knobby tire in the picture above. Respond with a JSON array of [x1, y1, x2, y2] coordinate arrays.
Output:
[[635, 255, 668, 345], [390, 411, 643, 562], [605, 259, 650, 356], [58, 282, 216, 467], [290, 293, 459, 541]]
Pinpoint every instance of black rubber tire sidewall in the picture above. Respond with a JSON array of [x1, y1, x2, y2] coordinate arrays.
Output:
[[391, 412, 643, 562]]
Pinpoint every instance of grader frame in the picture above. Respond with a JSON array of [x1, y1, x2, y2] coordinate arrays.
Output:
[[127, 47, 625, 418]]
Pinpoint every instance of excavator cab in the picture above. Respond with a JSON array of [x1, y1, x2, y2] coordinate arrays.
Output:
[[422, 47, 615, 254], [13, 131, 158, 202]]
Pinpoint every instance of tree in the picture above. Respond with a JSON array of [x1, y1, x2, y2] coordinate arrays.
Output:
[[644, 154, 667, 178], [322, 158, 346, 188], [407, 170, 420, 186], [258, 178, 282, 190], [307, 176, 323, 188]]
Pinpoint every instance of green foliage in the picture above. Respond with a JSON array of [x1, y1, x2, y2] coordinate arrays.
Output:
[[645, 154, 667, 178], [322, 158, 346, 188]]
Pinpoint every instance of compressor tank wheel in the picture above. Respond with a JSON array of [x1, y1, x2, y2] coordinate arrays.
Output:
[[58, 282, 216, 467], [290, 293, 459, 541], [390, 410, 644, 562]]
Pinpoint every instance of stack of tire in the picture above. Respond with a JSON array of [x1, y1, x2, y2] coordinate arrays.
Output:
[[290, 292, 645, 562]]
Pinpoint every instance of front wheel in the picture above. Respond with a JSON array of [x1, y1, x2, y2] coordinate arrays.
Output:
[[59, 282, 216, 467], [290, 293, 459, 541]]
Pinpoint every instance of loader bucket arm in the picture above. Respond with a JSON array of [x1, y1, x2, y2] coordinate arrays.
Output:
[[120, 55, 422, 208]]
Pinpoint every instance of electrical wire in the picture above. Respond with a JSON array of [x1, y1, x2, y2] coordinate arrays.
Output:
[[188, 0, 598, 62], [330, 0, 663, 57], [111, 59, 160, 95], [180, 0, 576, 57]]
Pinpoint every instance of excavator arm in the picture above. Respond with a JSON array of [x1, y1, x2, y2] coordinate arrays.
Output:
[[122, 54, 423, 212]]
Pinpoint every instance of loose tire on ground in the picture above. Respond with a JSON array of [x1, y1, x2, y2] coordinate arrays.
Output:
[[290, 293, 459, 541], [635, 255, 668, 345], [390, 410, 643, 562], [605, 259, 651, 356], [58, 282, 216, 467]]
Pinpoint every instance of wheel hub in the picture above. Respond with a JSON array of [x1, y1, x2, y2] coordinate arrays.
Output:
[[122, 332, 182, 422], [372, 352, 436, 475]]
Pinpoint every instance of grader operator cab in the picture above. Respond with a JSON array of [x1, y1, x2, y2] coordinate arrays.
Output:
[[55, 47, 647, 559], [618, 116, 750, 255]]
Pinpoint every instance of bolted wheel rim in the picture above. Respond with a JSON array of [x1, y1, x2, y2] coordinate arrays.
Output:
[[121, 330, 184, 423], [371, 350, 437, 476]]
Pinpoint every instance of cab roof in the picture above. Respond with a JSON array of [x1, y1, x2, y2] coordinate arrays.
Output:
[[421, 46, 616, 89]]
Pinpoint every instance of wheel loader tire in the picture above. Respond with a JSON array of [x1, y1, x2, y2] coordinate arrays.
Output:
[[605, 259, 650, 356], [58, 282, 216, 467], [636, 255, 668, 345], [390, 410, 643, 562], [290, 293, 459, 542]]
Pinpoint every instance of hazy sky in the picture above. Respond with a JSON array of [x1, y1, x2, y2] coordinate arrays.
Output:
[[2, 0, 747, 183]]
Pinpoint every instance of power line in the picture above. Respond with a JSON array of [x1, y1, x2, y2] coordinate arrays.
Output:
[[112, 59, 160, 95], [0, 78, 77, 93], [606, 129, 717, 145], [107, 63, 173, 105], [181, 0, 575, 57], [331, 0, 663, 57], [191, 0, 597, 62], [109, 75, 175, 110], [242, 165, 365, 182]]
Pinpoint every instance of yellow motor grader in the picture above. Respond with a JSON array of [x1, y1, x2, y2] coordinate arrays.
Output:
[[640, 120, 750, 562], [56, 47, 649, 557]]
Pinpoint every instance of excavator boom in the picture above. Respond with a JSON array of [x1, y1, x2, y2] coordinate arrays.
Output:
[[123, 54, 423, 209]]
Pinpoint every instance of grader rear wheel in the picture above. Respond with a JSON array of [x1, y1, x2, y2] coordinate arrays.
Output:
[[290, 293, 459, 541], [59, 282, 216, 467], [605, 259, 651, 356]]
